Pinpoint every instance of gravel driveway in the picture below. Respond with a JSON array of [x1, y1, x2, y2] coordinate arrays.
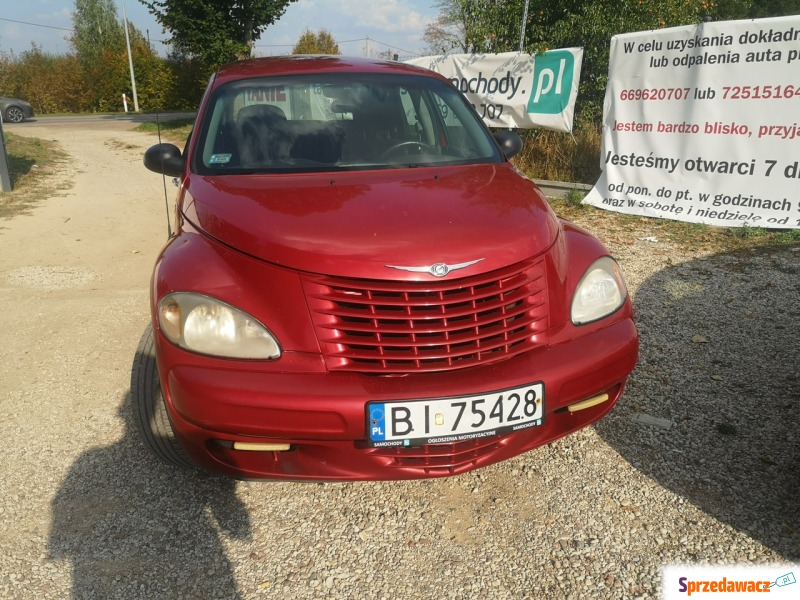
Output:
[[1, 120, 797, 599]]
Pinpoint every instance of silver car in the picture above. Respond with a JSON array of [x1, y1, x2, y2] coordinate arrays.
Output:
[[0, 97, 34, 123]]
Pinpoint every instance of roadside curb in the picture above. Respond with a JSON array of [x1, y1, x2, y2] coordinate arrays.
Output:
[[534, 179, 592, 198]]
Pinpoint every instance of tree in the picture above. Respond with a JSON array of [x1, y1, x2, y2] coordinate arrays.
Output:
[[292, 29, 340, 55], [71, 0, 172, 112], [423, 0, 469, 54], [541, 0, 759, 118], [748, 0, 800, 16], [141, 0, 298, 69], [162, 50, 209, 110], [71, 0, 135, 111], [71, 0, 126, 63]]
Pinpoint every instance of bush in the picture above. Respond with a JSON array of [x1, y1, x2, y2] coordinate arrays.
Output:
[[515, 118, 602, 184], [0, 47, 83, 114], [0, 44, 207, 115]]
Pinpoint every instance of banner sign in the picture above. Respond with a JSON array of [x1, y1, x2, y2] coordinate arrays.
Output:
[[407, 49, 583, 132], [584, 15, 800, 229]]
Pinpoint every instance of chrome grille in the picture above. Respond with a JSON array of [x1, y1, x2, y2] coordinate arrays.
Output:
[[302, 259, 548, 374]]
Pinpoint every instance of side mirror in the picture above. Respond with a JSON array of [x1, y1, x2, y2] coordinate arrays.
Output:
[[494, 130, 523, 160], [144, 143, 184, 178]]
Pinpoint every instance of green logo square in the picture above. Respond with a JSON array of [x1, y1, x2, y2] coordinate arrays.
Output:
[[527, 50, 575, 115]]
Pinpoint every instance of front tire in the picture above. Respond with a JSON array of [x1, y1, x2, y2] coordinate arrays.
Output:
[[5, 106, 25, 123], [131, 324, 196, 469]]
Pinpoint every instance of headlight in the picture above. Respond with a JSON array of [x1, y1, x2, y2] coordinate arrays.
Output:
[[571, 257, 627, 325], [158, 292, 281, 359]]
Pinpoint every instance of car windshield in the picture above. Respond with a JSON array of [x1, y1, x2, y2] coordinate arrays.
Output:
[[192, 73, 502, 174]]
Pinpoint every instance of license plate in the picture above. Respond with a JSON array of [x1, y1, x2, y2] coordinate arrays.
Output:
[[366, 382, 544, 447]]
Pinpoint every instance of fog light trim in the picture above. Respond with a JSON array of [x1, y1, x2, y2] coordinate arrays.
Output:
[[232, 442, 291, 452], [567, 393, 610, 413]]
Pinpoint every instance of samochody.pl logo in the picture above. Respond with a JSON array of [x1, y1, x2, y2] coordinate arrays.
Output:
[[663, 566, 797, 599], [526, 50, 576, 115]]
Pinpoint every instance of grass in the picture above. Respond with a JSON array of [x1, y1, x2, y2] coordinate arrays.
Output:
[[545, 195, 800, 254], [771, 229, 800, 244], [516, 119, 603, 184], [563, 188, 588, 208], [0, 133, 70, 220]]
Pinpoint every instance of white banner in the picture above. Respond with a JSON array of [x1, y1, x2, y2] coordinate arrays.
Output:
[[584, 15, 800, 229], [407, 49, 583, 132]]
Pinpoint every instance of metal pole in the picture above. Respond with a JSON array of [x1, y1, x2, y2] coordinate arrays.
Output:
[[519, 0, 531, 53], [0, 117, 12, 192], [121, 0, 140, 112]]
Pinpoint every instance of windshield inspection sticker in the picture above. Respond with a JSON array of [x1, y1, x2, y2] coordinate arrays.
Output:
[[209, 154, 232, 165]]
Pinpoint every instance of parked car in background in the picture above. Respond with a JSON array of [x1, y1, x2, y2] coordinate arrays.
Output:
[[136, 55, 639, 481], [0, 97, 34, 123]]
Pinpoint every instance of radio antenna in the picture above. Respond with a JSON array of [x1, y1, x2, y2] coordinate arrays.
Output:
[[155, 106, 174, 238]]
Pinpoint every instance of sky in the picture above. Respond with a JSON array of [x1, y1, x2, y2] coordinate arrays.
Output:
[[0, 0, 437, 60]]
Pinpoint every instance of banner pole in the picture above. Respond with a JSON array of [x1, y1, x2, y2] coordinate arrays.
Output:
[[0, 116, 12, 192], [519, 0, 531, 52]]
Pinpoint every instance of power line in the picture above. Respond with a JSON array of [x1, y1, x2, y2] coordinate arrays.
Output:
[[334, 37, 366, 45], [366, 37, 421, 57], [0, 16, 170, 45], [0, 17, 73, 32], [254, 36, 422, 58]]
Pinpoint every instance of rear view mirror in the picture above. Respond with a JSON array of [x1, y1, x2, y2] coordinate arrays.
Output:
[[494, 130, 523, 160], [144, 143, 184, 178]]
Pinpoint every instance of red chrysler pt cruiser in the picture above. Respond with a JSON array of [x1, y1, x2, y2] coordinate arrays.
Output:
[[135, 56, 638, 480]]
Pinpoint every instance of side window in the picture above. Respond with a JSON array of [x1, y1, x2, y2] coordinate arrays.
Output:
[[416, 94, 437, 146], [432, 93, 461, 129], [399, 87, 437, 146], [431, 92, 474, 154]]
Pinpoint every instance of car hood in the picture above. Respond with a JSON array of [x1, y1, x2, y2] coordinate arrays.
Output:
[[182, 163, 559, 280]]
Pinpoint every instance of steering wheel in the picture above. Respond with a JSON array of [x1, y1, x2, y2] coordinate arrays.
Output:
[[381, 141, 436, 160]]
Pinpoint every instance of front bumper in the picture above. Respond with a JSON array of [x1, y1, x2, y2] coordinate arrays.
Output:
[[156, 316, 638, 480]]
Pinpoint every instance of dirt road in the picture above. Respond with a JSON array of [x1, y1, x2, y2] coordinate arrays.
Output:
[[0, 120, 182, 596], [1, 120, 796, 599]]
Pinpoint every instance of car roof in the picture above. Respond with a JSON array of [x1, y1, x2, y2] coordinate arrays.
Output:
[[212, 55, 443, 86]]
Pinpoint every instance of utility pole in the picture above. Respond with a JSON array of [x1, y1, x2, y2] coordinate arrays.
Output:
[[121, 0, 140, 112]]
